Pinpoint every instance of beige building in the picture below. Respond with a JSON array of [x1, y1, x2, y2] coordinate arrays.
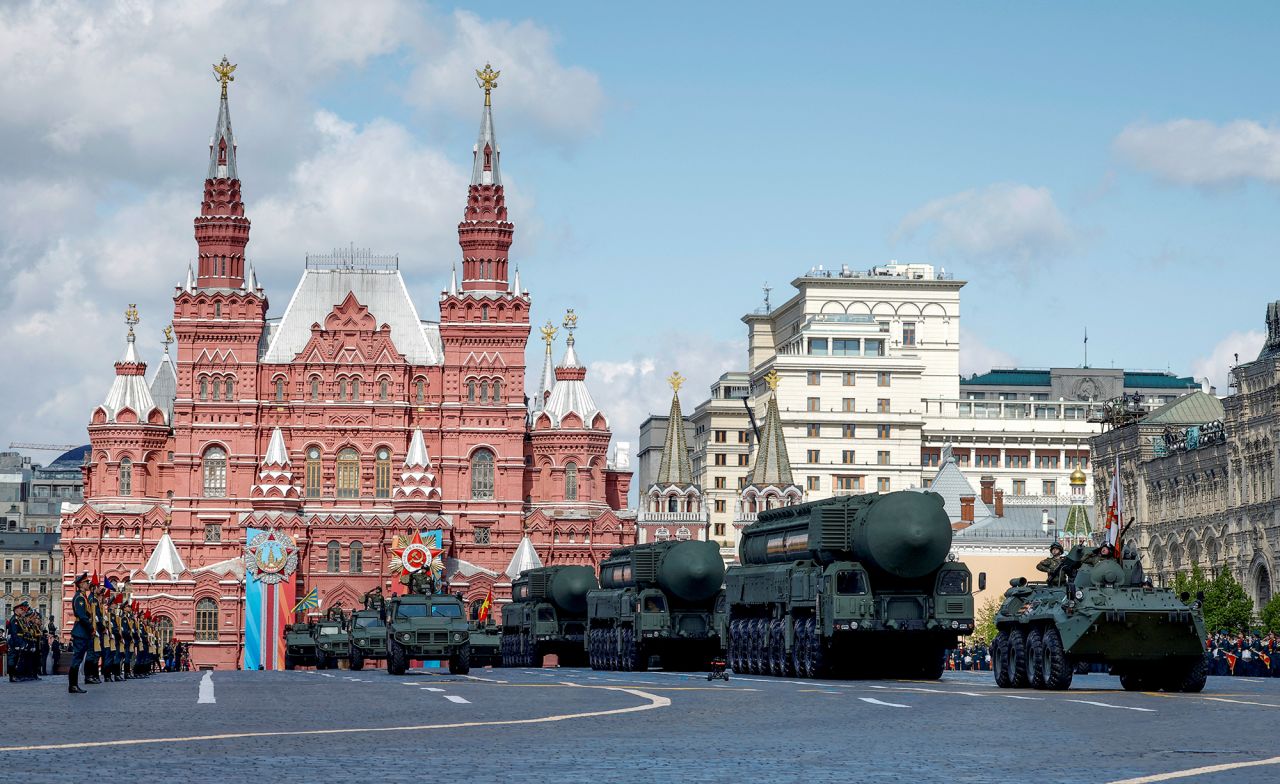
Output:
[[689, 372, 752, 549]]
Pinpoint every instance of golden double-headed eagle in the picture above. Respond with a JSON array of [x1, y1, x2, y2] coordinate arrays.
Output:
[[213, 56, 236, 99]]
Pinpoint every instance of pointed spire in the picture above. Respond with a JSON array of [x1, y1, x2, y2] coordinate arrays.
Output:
[[533, 320, 557, 412], [656, 372, 694, 486], [512, 264, 522, 295], [195, 56, 249, 289], [143, 531, 187, 580], [448, 263, 458, 296], [471, 63, 501, 186], [208, 56, 239, 180], [245, 263, 258, 291], [558, 308, 582, 370], [100, 304, 161, 424], [184, 264, 196, 293], [263, 427, 289, 467], [505, 534, 543, 579], [459, 65, 512, 293], [394, 428, 440, 508], [405, 428, 430, 468], [746, 370, 795, 487]]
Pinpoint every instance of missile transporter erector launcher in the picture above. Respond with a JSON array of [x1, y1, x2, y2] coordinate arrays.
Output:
[[502, 565, 597, 667], [587, 540, 726, 671], [724, 491, 975, 679]]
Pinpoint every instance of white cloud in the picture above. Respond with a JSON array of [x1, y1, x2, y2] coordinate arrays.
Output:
[[895, 183, 1074, 267], [0, 1, 602, 449], [1114, 119, 1280, 187], [1190, 331, 1265, 393], [960, 328, 1018, 378]]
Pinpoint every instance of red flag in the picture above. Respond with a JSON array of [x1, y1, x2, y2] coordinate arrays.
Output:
[[91, 570, 99, 587], [1259, 653, 1271, 669], [1225, 652, 1237, 674], [477, 588, 494, 622]]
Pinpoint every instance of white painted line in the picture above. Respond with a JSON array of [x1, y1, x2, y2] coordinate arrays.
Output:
[[419, 687, 445, 692], [1002, 695, 1043, 700], [1107, 755, 1280, 783], [455, 674, 506, 683], [321, 673, 335, 678], [1203, 696, 1280, 709], [197, 671, 215, 704], [1068, 699, 1156, 713], [858, 697, 910, 708], [444, 695, 470, 704]]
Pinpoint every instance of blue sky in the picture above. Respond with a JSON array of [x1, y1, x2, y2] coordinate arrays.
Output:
[[0, 1, 1275, 454]]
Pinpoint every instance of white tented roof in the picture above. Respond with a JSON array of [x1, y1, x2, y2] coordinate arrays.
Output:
[[262, 268, 442, 365], [504, 535, 543, 579], [142, 532, 187, 579]]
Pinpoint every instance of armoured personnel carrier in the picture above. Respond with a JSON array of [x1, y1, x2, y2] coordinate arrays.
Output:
[[347, 608, 387, 671], [385, 592, 471, 675], [502, 565, 597, 667], [587, 540, 725, 671], [724, 491, 975, 679], [284, 622, 319, 670], [992, 543, 1207, 692]]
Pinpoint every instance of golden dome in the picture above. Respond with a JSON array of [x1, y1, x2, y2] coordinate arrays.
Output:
[[1070, 466, 1088, 485]]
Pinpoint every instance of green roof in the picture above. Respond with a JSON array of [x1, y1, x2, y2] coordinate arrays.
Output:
[[1124, 372, 1198, 390], [961, 369, 1051, 386], [1142, 391, 1224, 425]]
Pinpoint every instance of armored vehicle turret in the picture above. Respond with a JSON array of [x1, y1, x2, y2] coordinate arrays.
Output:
[[385, 593, 471, 675], [724, 491, 975, 679], [992, 543, 1207, 692], [347, 609, 386, 671], [502, 565, 597, 666], [587, 540, 725, 671], [284, 622, 319, 670]]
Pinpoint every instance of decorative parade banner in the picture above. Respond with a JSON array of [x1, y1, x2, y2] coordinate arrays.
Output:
[[244, 527, 298, 671]]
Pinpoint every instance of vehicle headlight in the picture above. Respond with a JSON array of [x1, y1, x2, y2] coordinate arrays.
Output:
[[950, 620, 959, 629], [849, 621, 859, 630], [1075, 590, 1084, 600], [453, 632, 462, 642], [400, 632, 411, 642]]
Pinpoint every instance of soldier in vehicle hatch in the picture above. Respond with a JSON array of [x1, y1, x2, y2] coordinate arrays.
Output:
[[1036, 542, 1066, 584], [1081, 544, 1114, 567]]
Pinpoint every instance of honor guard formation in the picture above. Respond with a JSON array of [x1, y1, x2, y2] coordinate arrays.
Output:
[[66, 572, 163, 694]]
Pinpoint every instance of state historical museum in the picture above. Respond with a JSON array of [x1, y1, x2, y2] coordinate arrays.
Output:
[[61, 63, 634, 668]]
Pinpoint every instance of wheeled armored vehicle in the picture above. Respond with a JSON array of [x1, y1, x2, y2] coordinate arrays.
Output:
[[284, 622, 320, 670], [502, 565, 596, 667], [347, 608, 387, 671], [385, 592, 471, 675]]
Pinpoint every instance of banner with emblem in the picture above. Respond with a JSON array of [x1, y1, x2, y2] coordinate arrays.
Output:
[[244, 527, 299, 670]]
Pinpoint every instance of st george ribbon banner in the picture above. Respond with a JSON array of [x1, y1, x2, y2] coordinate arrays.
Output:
[[244, 527, 299, 670]]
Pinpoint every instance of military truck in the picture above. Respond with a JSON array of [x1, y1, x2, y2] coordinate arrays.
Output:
[[347, 608, 387, 671], [312, 613, 351, 670], [467, 601, 503, 668], [385, 592, 471, 675], [992, 542, 1207, 692], [724, 491, 976, 679], [502, 565, 597, 667], [587, 540, 725, 671], [284, 622, 320, 670]]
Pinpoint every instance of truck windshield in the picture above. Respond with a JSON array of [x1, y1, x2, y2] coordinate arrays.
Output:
[[430, 604, 462, 618], [354, 616, 382, 629], [835, 570, 867, 595], [642, 595, 666, 612], [536, 607, 555, 622], [395, 604, 428, 619], [936, 570, 970, 595], [318, 625, 340, 635]]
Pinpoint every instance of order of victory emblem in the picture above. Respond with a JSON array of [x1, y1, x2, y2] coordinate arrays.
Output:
[[390, 529, 443, 577], [245, 529, 299, 584]]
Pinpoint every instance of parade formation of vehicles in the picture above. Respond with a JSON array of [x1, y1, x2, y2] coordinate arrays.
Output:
[[385, 591, 472, 675], [502, 565, 596, 667], [347, 607, 387, 671]]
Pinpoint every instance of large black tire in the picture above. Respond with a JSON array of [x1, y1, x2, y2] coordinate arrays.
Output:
[[284, 656, 296, 671], [1039, 627, 1073, 690], [1169, 658, 1208, 693], [1119, 671, 1150, 691], [1026, 629, 1045, 689], [920, 647, 946, 680], [809, 619, 828, 678], [349, 649, 364, 671], [387, 638, 408, 676], [449, 645, 471, 675], [992, 631, 1012, 688], [1007, 628, 1029, 688], [792, 621, 807, 678]]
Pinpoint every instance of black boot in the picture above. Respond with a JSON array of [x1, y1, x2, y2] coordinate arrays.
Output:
[[85, 661, 101, 684], [69, 666, 87, 694]]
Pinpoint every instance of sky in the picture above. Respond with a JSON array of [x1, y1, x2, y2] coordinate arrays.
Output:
[[1, 0, 1277, 461]]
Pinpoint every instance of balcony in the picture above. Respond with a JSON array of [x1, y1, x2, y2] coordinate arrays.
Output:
[[637, 511, 706, 523]]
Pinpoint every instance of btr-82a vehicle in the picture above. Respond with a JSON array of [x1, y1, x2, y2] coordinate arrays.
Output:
[[385, 592, 471, 675], [992, 543, 1207, 692]]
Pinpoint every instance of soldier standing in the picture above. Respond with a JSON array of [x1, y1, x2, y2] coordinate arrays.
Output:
[[1036, 542, 1065, 584], [7, 601, 32, 682], [69, 573, 92, 693]]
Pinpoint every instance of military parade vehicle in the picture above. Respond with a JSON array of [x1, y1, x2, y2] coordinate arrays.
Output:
[[502, 565, 597, 667], [992, 541, 1208, 692], [467, 607, 503, 668], [312, 609, 351, 670], [724, 491, 977, 679], [347, 607, 387, 671], [587, 540, 725, 671], [385, 591, 471, 675], [283, 622, 320, 670]]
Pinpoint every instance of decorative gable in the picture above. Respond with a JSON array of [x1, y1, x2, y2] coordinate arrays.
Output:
[[292, 293, 406, 365]]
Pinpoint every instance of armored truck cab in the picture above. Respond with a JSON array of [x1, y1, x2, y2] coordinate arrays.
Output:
[[312, 619, 350, 670], [587, 540, 725, 671], [502, 565, 597, 667], [347, 609, 386, 671], [385, 593, 471, 675], [993, 543, 1207, 692], [284, 623, 319, 670], [467, 619, 502, 667]]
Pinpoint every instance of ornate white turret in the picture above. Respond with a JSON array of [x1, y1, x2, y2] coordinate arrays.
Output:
[[251, 427, 300, 501], [394, 429, 442, 509], [504, 534, 542, 579], [96, 305, 164, 425], [538, 309, 607, 430], [143, 530, 187, 580]]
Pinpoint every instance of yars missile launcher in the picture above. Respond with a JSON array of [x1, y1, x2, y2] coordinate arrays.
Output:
[[587, 540, 725, 671], [724, 491, 975, 679], [502, 565, 597, 667], [993, 543, 1207, 692]]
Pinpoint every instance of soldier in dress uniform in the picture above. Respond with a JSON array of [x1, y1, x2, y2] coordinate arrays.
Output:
[[7, 601, 33, 682], [69, 572, 92, 693], [83, 580, 104, 684]]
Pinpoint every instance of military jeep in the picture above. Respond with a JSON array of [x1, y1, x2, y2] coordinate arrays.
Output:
[[385, 593, 471, 675], [284, 623, 319, 670], [348, 609, 387, 671], [312, 618, 350, 670]]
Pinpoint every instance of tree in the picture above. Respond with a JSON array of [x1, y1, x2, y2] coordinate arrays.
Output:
[[969, 596, 1002, 646], [1172, 565, 1252, 633], [1261, 595, 1280, 634], [1172, 564, 1210, 601]]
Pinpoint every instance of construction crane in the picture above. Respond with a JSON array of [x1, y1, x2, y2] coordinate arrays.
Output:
[[8, 442, 81, 451]]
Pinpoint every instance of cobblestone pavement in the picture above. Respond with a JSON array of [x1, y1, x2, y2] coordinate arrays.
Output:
[[2, 668, 1277, 783]]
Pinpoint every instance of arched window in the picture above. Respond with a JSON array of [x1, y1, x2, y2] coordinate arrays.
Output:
[[379, 379, 389, 401], [305, 447, 321, 498], [119, 458, 132, 496], [154, 615, 174, 645], [275, 378, 285, 401], [224, 378, 234, 400], [336, 448, 359, 498], [350, 378, 360, 400], [310, 377, 320, 401], [492, 379, 501, 402], [195, 599, 218, 641], [481, 304, 490, 321], [214, 302, 222, 318], [467, 381, 476, 403], [565, 462, 578, 501], [471, 449, 495, 500], [676, 526, 691, 541], [349, 541, 364, 574], [202, 446, 227, 497], [375, 448, 392, 498], [415, 378, 425, 403], [479, 381, 489, 403], [336, 378, 346, 401], [211, 378, 221, 401], [199, 377, 208, 401], [326, 541, 341, 573], [667, 495, 679, 513], [655, 527, 670, 541]]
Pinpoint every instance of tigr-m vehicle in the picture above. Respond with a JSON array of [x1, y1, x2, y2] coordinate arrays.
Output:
[[284, 622, 319, 670], [502, 565, 597, 667], [312, 614, 350, 670], [992, 543, 1208, 692], [385, 592, 471, 675], [724, 491, 976, 679], [587, 540, 725, 671], [347, 608, 387, 671], [467, 613, 503, 668]]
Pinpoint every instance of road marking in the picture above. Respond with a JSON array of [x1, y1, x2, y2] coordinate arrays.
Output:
[[197, 671, 215, 705], [0, 683, 671, 753], [419, 687, 444, 692], [455, 674, 507, 684], [858, 697, 910, 708], [1203, 696, 1280, 709], [444, 695, 470, 704], [1001, 695, 1043, 700], [1107, 755, 1280, 783], [321, 673, 335, 678], [1067, 699, 1156, 713]]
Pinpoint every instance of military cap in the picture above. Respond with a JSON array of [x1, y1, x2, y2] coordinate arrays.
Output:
[[14, 600, 29, 610], [75, 571, 91, 586]]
